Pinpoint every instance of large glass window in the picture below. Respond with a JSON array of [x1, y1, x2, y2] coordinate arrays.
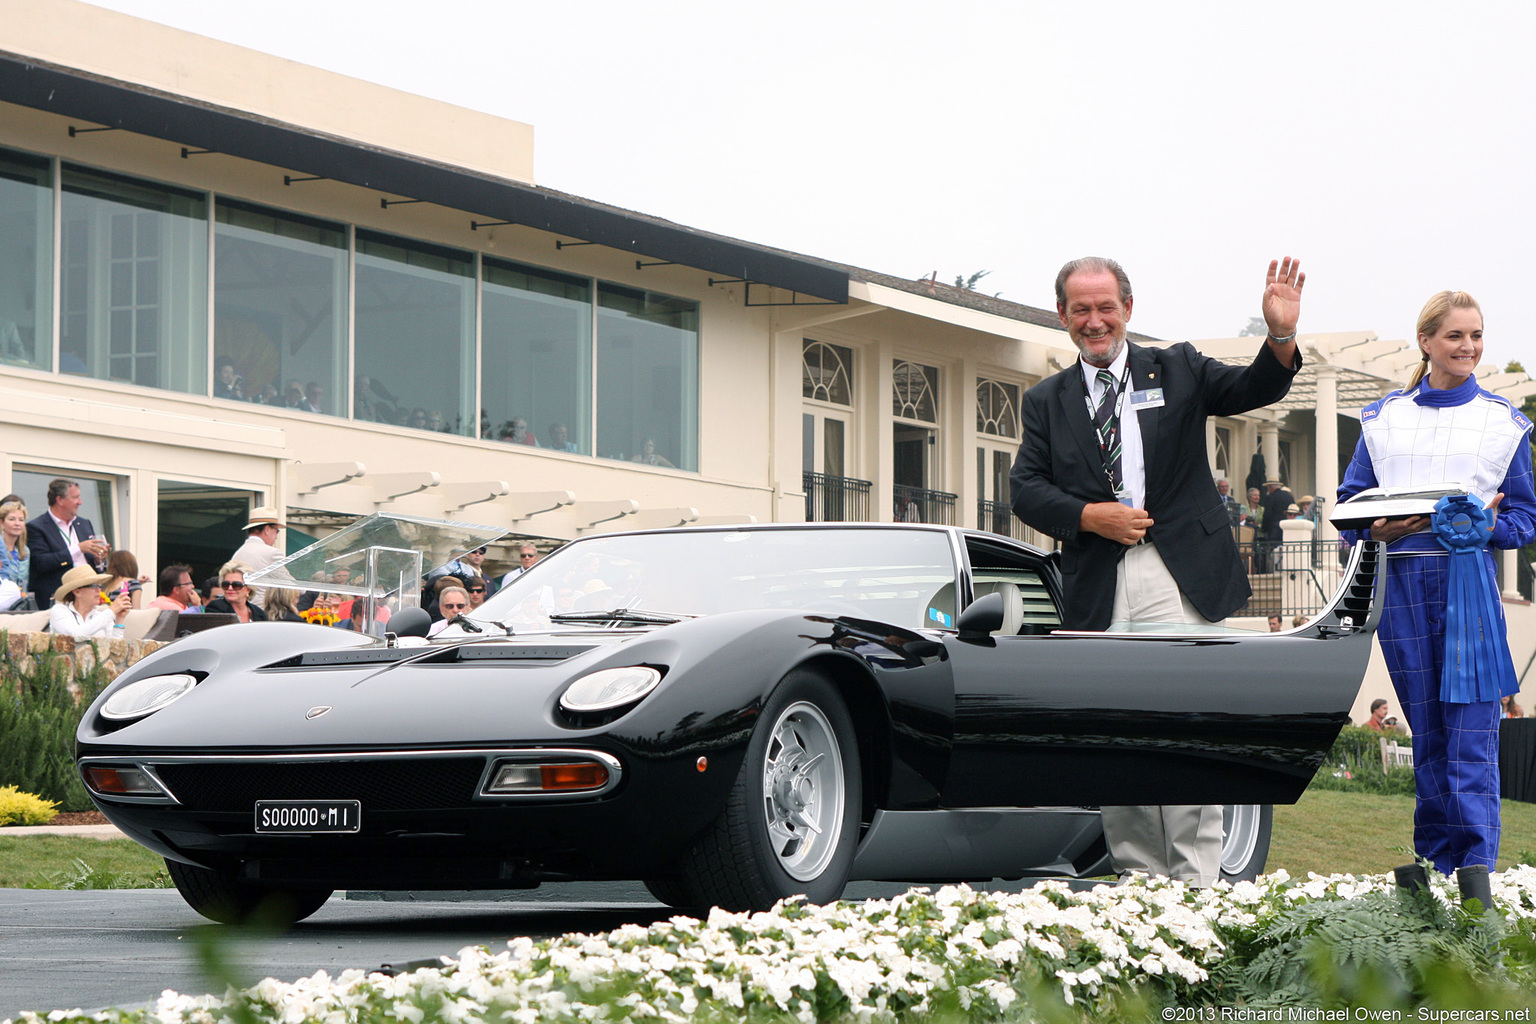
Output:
[[596, 283, 698, 470], [214, 200, 347, 414], [12, 468, 118, 549], [482, 258, 592, 451], [355, 230, 474, 435], [0, 147, 52, 371], [60, 165, 207, 392]]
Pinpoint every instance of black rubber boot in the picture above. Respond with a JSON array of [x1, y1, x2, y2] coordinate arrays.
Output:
[[1455, 864, 1494, 914], [1393, 863, 1430, 892]]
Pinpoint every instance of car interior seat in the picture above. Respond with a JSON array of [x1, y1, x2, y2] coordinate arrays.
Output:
[[971, 581, 1025, 636]]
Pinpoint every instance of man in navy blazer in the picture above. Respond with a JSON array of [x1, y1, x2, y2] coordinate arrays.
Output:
[[26, 478, 109, 609], [1010, 256, 1305, 886]]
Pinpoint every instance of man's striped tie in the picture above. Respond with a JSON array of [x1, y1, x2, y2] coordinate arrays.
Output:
[[1093, 369, 1123, 490]]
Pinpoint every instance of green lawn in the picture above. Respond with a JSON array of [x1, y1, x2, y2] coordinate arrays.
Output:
[[3, 792, 1535, 889], [0, 835, 170, 889], [1270, 790, 1536, 876]]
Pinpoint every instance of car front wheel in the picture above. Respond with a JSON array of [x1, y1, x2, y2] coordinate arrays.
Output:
[[682, 669, 861, 912], [1220, 804, 1273, 883], [165, 859, 332, 926]]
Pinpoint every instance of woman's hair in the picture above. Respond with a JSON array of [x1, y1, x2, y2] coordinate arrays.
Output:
[[218, 558, 252, 581], [1408, 290, 1482, 389], [106, 549, 138, 579], [263, 585, 299, 618], [0, 499, 28, 557]]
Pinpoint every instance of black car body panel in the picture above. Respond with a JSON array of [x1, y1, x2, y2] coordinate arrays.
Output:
[[77, 523, 1384, 894]]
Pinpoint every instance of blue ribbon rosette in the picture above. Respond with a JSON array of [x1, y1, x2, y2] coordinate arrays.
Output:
[[1433, 494, 1518, 704]]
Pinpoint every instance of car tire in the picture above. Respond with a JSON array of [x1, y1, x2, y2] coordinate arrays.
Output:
[[681, 669, 861, 912], [165, 859, 332, 925], [1219, 804, 1273, 884], [642, 876, 704, 911]]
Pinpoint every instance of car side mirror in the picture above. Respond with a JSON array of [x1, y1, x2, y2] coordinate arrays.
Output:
[[956, 592, 1004, 639], [387, 606, 432, 639]]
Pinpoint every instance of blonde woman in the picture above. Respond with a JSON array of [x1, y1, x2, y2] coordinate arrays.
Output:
[[262, 585, 303, 623], [204, 560, 267, 623], [1336, 290, 1536, 875], [0, 498, 30, 607]]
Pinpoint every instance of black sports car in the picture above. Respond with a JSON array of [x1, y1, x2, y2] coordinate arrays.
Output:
[[76, 519, 1385, 922]]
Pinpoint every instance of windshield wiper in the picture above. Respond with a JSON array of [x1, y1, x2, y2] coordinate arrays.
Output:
[[549, 608, 690, 626]]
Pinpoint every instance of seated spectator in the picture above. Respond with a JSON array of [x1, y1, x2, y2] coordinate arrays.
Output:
[[427, 409, 446, 432], [263, 586, 304, 623], [465, 575, 488, 609], [547, 422, 578, 453], [0, 497, 32, 608], [306, 381, 326, 414], [499, 418, 539, 446], [281, 378, 307, 410], [49, 565, 131, 638], [1291, 614, 1307, 628], [213, 357, 245, 401], [104, 550, 147, 609], [204, 561, 268, 623], [1503, 695, 1526, 719], [430, 586, 470, 637], [408, 407, 429, 431], [424, 573, 467, 620], [1364, 698, 1390, 731], [1382, 715, 1407, 735], [630, 436, 674, 467], [148, 564, 199, 612], [200, 576, 224, 604]]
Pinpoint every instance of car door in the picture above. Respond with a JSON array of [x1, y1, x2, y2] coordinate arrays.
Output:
[[938, 536, 1373, 810]]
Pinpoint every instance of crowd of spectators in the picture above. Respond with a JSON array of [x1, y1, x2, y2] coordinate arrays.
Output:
[[0, 475, 554, 641]]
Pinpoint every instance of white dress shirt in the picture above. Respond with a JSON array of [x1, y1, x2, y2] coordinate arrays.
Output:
[[1080, 347, 1147, 509]]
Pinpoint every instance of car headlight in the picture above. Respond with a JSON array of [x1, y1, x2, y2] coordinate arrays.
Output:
[[559, 666, 662, 713], [101, 673, 198, 721]]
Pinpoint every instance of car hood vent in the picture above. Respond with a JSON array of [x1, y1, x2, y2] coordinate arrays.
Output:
[[264, 644, 599, 670]]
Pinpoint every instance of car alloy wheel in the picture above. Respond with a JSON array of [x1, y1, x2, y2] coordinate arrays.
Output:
[[1219, 803, 1273, 883], [761, 700, 843, 882], [682, 668, 861, 912]]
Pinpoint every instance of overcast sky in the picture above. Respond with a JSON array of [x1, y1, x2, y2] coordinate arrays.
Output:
[[89, 0, 1536, 372]]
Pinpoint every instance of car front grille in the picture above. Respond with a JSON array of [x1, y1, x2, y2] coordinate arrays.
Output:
[[154, 757, 486, 812]]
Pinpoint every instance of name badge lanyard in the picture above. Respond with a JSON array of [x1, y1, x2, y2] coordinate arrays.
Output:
[[1082, 363, 1132, 494]]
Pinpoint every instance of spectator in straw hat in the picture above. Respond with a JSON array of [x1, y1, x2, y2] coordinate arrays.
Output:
[[232, 505, 284, 606], [48, 564, 130, 638]]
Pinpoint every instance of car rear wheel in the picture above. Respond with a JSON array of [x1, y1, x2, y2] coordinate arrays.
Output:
[[682, 669, 861, 912], [165, 859, 332, 925], [1220, 804, 1273, 883]]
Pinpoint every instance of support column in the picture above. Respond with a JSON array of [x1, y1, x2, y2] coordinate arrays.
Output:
[[1260, 421, 1281, 486], [1314, 365, 1339, 543], [1503, 548, 1523, 601]]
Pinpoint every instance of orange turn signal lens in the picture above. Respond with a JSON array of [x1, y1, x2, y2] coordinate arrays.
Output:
[[540, 762, 609, 791], [83, 766, 162, 796]]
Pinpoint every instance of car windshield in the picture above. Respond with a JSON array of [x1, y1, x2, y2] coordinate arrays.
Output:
[[476, 527, 959, 632]]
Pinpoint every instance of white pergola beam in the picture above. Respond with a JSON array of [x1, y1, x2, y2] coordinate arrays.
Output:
[[294, 461, 365, 495], [368, 471, 440, 501], [572, 499, 638, 527], [506, 490, 576, 521], [442, 480, 510, 509]]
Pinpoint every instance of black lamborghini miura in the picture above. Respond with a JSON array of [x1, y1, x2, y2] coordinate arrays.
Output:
[[76, 520, 1384, 922]]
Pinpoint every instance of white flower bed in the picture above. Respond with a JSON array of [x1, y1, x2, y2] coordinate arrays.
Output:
[[10, 867, 1536, 1024]]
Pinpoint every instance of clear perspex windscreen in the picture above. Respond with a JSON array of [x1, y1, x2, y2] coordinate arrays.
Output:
[[247, 512, 505, 630]]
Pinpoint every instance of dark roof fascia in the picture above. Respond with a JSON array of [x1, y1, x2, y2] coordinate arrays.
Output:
[[0, 51, 849, 304]]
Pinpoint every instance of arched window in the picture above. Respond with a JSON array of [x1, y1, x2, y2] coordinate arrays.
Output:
[[803, 340, 852, 405], [976, 378, 1019, 438], [892, 360, 938, 422]]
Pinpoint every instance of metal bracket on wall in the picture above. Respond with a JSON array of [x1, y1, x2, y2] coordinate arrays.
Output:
[[555, 240, 596, 250], [180, 147, 214, 158], [471, 219, 514, 231], [635, 260, 676, 269], [68, 125, 120, 136], [284, 175, 326, 185], [380, 197, 424, 208]]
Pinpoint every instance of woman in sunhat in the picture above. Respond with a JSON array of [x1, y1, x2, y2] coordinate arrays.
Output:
[[48, 563, 132, 638]]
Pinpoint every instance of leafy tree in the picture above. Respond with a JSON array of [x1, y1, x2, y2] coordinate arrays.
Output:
[[1239, 316, 1268, 337], [952, 270, 991, 291]]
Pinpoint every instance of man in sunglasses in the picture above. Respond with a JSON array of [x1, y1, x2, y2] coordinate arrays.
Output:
[[465, 576, 488, 609], [430, 586, 471, 637], [499, 544, 540, 589]]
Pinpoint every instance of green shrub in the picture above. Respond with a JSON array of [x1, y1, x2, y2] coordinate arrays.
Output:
[[0, 784, 59, 825], [1307, 724, 1417, 796], [0, 643, 111, 811]]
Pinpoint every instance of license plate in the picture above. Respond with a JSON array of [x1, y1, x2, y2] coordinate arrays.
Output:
[[254, 800, 361, 834]]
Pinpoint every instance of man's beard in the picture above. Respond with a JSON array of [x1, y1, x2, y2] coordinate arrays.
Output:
[[1075, 331, 1125, 368]]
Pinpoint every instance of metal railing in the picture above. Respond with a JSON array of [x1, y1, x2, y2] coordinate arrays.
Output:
[[803, 471, 872, 523], [977, 498, 1024, 540], [894, 484, 958, 525], [1235, 539, 1337, 620]]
